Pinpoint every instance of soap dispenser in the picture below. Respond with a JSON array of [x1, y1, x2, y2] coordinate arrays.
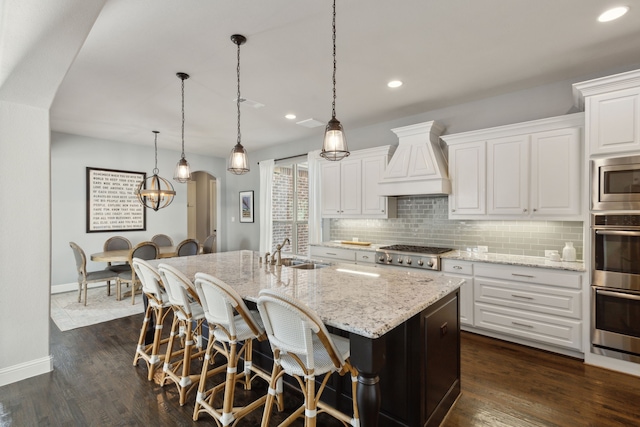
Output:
[[562, 242, 576, 262]]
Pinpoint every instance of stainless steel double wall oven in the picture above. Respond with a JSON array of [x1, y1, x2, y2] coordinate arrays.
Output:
[[591, 155, 640, 363]]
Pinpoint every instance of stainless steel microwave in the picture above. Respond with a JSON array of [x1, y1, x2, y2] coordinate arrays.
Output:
[[592, 155, 640, 210]]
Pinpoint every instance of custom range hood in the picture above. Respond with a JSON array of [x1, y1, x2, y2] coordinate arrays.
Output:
[[378, 121, 451, 196]]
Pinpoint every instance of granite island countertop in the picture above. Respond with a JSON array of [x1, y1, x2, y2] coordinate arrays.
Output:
[[148, 250, 463, 339]]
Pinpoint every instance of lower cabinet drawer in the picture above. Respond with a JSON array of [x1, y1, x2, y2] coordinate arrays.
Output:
[[355, 251, 375, 264], [474, 302, 582, 351], [309, 246, 356, 262], [475, 278, 582, 319]]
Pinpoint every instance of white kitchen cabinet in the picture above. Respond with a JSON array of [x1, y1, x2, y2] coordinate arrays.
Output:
[[573, 70, 640, 156], [321, 146, 396, 219], [473, 263, 583, 352], [362, 155, 397, 217], [447, 141, 486, 216], [441, 259, 474, 326], [487, 134, 529, 215], [444, 113, 584, 220]]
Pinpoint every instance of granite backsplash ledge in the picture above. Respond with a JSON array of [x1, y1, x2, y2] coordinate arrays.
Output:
[[328, 196, 584, 260]]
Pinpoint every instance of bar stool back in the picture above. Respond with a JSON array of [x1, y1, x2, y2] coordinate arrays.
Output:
[[158, 263, 212, 406], [192, 272, 281, 425], [257, 289, 360, 427], [132, 258, 173, 380]]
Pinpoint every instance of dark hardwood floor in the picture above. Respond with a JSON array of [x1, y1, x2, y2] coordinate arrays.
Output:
[[1, 314, 639, 426]]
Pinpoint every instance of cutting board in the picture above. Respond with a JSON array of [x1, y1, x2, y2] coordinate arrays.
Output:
[[340, 241, 372, 246]]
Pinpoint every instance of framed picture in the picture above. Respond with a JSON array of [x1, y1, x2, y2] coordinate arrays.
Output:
[[86, 167, 147, 232], [239, 190, 254, 223]]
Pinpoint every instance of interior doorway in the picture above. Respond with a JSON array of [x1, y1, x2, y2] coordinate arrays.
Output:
[[187, 171, 218, 252]]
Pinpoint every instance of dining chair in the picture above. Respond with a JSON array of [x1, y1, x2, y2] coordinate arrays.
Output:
[[202, 233, 216, 254], [116, 241, 159, 304], [157, 263, 216, 406], [192, 272, 280, 424], [176, 238, 199, 257], [104, 236, 132, 295], [69, 242, 119, 306], [132, 258, 173, 381], [257, 289, 360, 427], [152, 234, 174, 247]]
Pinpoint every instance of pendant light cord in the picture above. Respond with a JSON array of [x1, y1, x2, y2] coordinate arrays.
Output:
[[153, 131, 159, 174], [181, 77, 186, 159], [236, 40, 242, 146], [331, 0, 337, 119]]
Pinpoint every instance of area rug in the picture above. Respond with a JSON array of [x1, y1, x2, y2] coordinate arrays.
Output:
[[51, 287, 144, 331]]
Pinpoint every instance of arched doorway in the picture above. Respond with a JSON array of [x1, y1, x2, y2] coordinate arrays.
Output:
[[187, 171, 218, 252]]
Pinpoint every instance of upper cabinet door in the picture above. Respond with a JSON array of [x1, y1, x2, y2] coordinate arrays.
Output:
[[449, 141, 486, 216], [487, 135, 529, 216], [362, 155, 387, 216], [340, 158, 362, 215], [587, 87, 640, 155], [321, 162, 342, 216], [530, 128, 581, 216]]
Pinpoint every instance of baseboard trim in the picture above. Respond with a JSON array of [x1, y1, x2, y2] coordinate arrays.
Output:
[[51, 281, 109, 294], [0, 355, 53, 387]]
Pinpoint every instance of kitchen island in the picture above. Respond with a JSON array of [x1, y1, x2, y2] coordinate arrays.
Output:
[[149, 250, 464, 427]]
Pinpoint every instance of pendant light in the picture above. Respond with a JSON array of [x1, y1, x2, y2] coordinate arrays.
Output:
[[174, 72, 192, 182], [320, 0, 349, 161], [227, 34, 250, 175], [136, 131, 176, 211]]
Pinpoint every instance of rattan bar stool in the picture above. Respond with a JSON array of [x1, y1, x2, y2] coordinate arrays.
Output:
[[132, 258, 173, 381], [257, 289, 360, 427], [158, 263, 221, 406], [192, 272, 282, 426]]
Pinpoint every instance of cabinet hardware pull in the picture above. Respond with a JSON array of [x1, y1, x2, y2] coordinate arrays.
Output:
[[512, 273, 534, 278], [452, 209, 456, 212], [453, 266, 463, 270], [512, 322, 534, 328], [381, 210, 385, 213], [511, 294, 534, 300], [362, 255, 369, 259], [533, 208, 537, 212], [595, 230, 640, 237], [326, 252, 337, 256], [523, 208, 528, 213]]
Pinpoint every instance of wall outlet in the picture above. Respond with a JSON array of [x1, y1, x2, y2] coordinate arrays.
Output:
[[477, 245, 488, 253]]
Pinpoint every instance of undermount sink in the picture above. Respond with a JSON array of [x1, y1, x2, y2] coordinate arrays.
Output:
[[278, 258, 329, 269], [290, 262, 329, 270]]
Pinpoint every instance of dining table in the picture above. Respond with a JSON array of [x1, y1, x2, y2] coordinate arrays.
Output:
[[90, 246, 178, 263]]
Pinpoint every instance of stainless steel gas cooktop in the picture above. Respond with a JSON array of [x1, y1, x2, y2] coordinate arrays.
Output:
[[375, 245, 453, 271]]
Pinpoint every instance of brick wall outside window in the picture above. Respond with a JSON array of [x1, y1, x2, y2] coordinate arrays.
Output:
[[272, 164, 308, 255]]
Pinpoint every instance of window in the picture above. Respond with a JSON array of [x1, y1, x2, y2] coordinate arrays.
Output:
[[272, 161, 308, 256]]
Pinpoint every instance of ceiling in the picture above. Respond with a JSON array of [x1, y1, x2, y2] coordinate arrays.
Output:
[[50, 0, 640, 158]]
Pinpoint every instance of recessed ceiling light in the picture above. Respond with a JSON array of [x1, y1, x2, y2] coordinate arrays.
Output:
[[387, 80, 403, 88], [598, 6, 629, 22], [285, 114, 296, 120]]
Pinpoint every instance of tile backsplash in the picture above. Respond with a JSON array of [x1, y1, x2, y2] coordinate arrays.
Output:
[[329, 196, 584, 260]]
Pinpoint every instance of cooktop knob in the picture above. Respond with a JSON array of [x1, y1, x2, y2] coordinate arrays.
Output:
[[378, 256, 385, 262], [406, 258, 412, 265], [427, 260, 434, 267], [417, 259, 424, 266], [397, 258, 403, 264]]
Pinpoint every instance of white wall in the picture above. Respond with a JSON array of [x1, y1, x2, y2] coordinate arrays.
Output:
[[51, 132, 227, 287]]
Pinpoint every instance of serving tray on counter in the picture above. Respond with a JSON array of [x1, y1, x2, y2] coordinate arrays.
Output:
[[339, 241, 372, 246]]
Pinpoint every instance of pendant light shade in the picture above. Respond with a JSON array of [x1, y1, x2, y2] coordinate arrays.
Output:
[[320, 0, 349, 161], [227, 34, 250, 175], [174, 72, 192, 183], [136, 131, 176, 211]]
